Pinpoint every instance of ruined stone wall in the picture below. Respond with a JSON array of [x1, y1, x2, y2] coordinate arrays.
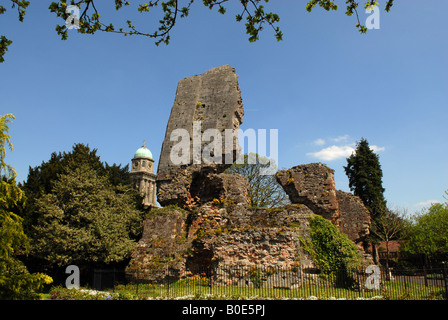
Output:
[[209, 205, 316, 270], [126, 66, 373, 284], [185, 204, 315, 271], [156, 65, 244, 207], [276, 164, 372, 244], [126, 173, 316, 283], [126, 208, 189, 281], [276, 163, 339, 223], [336, 190, 371, 243]]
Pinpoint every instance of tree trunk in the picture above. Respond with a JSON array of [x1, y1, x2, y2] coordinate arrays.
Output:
[[385, 241, 391, 281], [372, 243, 380, 265]]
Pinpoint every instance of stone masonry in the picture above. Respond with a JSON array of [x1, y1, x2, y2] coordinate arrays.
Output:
[[156, 65, 244, 207], [336, 190, 371, 243], [275, 163, 339, 223], [276, 164, 371, 243], [126, 66, 373, 286]]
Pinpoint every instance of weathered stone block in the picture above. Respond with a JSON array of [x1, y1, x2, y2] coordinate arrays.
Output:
[[192, 172, 250, 205], [185, 205, 316, 275], [125, 208, 189, 282], [336, 190, 371, 243], [276, 163, 339, 223], [156, 65, 244, 207]]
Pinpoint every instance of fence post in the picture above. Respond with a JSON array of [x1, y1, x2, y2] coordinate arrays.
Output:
[[97, 269, 102, 291], [442, 262, 448, 301], [209, 265, 213, 296], [423, 264, 428, 287], [166, 268, 170, 297], [113, 267, 116, 292], [136, 271, 139, 296]]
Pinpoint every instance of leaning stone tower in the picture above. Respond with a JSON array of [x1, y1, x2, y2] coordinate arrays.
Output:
[[130, 141, 157, 208]]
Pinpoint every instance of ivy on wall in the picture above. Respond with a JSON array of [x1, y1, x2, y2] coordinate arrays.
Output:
[[303, 215, 362, 277]]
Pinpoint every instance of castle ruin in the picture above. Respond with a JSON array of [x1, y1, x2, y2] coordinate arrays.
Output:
[[126, 65, 372, 285]]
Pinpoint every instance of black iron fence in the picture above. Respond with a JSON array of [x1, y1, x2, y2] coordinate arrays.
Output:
[[92, 265, 448, 300]]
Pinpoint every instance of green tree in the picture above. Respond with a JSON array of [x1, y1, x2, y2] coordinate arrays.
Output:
[[0, 0, 394, 63], [22, 143, 127, 196], [225, 153, 289, 208], [32, 161, 144, 267], [344, 138, 387, 217], [21, 143, 136, 234], [401, 201, 448, 267], [104, 162, 132, 186], [371, 208, 410, 277], [344, 138, 387, 263], [23, 144, 102, 197], [0, 114, 52, 300]]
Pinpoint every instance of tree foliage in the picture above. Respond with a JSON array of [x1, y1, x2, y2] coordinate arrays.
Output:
[[344, 138, 387, 218], [21, 143, 134, 234], [306, 0, 393, 33], [0, 0, 395, 62], [0, 114, 53, 300], [32, 162, 144, 267], [401, 202, 448, 263], [16, 143, 135, 240], [225, 153, 289, 208], [371, 207, 410, 270], [20, 143, 144, 267], [23, 143, 130, 197], [344, 138, 387, 263], [0, 114, 17, 180]]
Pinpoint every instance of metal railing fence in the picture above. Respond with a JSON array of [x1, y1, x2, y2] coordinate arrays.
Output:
[[92, 265, 448, 300]]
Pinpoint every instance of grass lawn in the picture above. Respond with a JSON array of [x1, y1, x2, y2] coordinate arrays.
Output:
[[104, 280, 445, 300]]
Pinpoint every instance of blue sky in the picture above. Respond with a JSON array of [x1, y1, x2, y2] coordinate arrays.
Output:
[[1, 1, 447, 215]]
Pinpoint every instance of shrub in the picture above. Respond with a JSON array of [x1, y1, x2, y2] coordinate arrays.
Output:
[[177, 274, 210, 287], [248, 266, 263, 288], [304, 215, 362, 284]]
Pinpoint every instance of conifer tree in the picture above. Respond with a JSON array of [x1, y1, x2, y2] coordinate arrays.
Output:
[[344, 138, 387, 263], [344, 138, 387, 218], [21, 143, 135, 235], [0, 114, 52, 299], [19, 143, 144, 277], [32, 162, 144, 267]]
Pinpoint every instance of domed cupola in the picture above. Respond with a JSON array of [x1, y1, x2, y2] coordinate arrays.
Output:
[[134, 142, 153, 159], [130, 141, 157, 208]]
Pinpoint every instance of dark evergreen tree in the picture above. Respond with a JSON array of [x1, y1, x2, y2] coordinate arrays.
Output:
[[344, 138, 387, 263], [17, 143, 145, 280], [104, 162, 131, 186], [20, 143, 137, 233], [32, 162, 144, 267], [344, 138, 387, 218], [23, 143, 103, 199]]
